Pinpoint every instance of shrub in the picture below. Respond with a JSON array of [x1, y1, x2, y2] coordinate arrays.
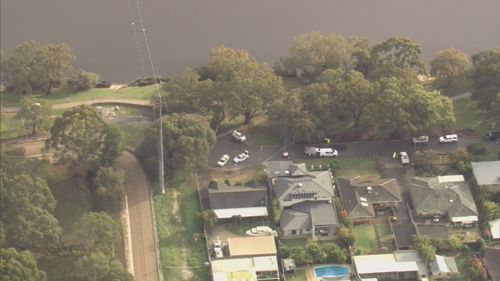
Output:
[[466, 144, 487, 156], [66, 70, 99, 92]]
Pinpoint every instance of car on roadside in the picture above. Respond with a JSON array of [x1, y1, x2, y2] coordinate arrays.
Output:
[[438, 134, 458, 143], [412, 135, 429, 144], [399, 152, 410, 164], [233, 150, 249, 164], [232, 130, 247, 143], [217, 154, 230, 167], [213, 240, 223, 258], [304, 147, 338, 157], [483, 131, 500, 142]]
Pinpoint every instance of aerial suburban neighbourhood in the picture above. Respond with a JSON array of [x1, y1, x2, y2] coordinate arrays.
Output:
[[1, 1, 499, 281]]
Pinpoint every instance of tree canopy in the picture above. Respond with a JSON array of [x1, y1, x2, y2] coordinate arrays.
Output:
[[0, 247, 47, 281], [93, 167, 126, 212], [413, 235, 436, 262], [16, 96, 52, 135], [370, 37, 425, 78], [136, 113, 216, 176], [73, 212, 121, 256], [46, 105, 123, 172], [3, 40, 74, 95], [470, 48, 500, 110], [430, 48, 469, 93]]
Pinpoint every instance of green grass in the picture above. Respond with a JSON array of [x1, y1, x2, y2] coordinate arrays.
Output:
[[1, 85, 158, 107], [0, 113, 26, 139], [455, 253, 475, 281], [154, 176, 209, 281], [118, 125, 146, 149], [353, 224, 377, 253], [285, 269, 308, 281], [279, 238, 308, 248], [297, 157, 379, 179], [453, 97, 499, 133]]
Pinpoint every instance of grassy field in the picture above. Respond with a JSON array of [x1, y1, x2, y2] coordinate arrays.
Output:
[[208, 164, 267, 185], [298, 157, 379, 179], [0, 113, 26, 139], [119, 125, 147, 149], [353, 224, 377, 253], [154, 176, 209, 281], [453, 97, 499, 133], [1, 85, 158, 107], [279, 238, 308, 248]]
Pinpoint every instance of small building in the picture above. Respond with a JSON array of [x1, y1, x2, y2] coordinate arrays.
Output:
[[208, 182, 268, 219], [489, 218, 500, 240], [280, 200, 339, 240], [484, 246, 500, 281], [471, 161, 500, 193], [409, 175, 479, 227], [353, 250, 428, 280], [430, 255, 459, 279], [337, 176, 402, 220], [212, 236, 279, 281], [393, 223, 417, 250]]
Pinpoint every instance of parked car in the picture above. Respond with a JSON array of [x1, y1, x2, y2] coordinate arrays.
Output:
[[438, 134, 458, 143], [483, 131, 500, 142], [233, 150, 249, 164], [399, 152, 410, 164], [412, 135, 429, 144], [217, 154, 230, 167], [304, 147, 338, 157], [232, 130, 247, 142], [213, 240, 223, 258]]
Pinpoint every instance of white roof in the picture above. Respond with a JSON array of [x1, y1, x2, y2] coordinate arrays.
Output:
[[361, 279, 378, 281], [213, 207, 268, 219], [354, 254, 419, 274], [490, 218, 500, 239], [471, 161, 500, 186], [437, 175, 464, 183], [434, 255, 451, 273], [253, 256, 278, 272], [450, 215, 478, 223]]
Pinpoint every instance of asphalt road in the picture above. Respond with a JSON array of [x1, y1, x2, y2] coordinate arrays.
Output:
[[208, 135, 500, 168]]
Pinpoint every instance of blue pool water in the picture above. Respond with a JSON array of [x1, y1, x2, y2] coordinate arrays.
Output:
[[313, 265, 349, 278]]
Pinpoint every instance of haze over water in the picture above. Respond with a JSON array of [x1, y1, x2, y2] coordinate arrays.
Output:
[[2, 0, 499, 82]]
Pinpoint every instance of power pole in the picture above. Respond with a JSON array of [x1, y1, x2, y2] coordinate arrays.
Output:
[[158, 91, 165, 194]]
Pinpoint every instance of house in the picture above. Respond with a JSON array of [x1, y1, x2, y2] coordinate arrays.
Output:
[[409, 175, 479, 226], [337, 176, 402, 220], [211, 236, 279, 281], [430, 255, 459, 279], [267, 161, 339, 240], [471, 161, 500, 193], [280, 200, 339, 240], [489, 218, 500, 240], [484, 245, 500, 281], [208, 182, 268, 219], [353, 250, 428, 280]]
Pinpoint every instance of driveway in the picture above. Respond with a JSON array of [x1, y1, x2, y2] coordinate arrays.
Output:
[[117, 152, 161, 281]]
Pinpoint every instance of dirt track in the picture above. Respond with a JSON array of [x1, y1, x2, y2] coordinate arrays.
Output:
[[117, 152, 160, 281]]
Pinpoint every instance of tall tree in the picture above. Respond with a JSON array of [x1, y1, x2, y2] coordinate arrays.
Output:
[[3, 41, 74, 95], [413, 235, 436, 262], [136, 114, 216, 176], [0, 173, 61, 249], [0, 248, 47, 281], [469, 48, 500, 109], [300, 83, 335, 129], [93, 167, 126, 212], [73, 212, 121, 256], [430, 48, 469, 93], [268, 91, 319, 144], [66, 69, 100, 92], [46, 105, 123, 172], [16, 96, 52, 135], [370, 37, 425, 79]]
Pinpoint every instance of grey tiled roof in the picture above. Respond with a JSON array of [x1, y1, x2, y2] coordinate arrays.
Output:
[[471, 161, 500, 186], [280, 201, 339, 231], [208, 182, 267, 209], [274, 170, 334, 203], [409, 177, 478, 217], [337, 176, 402, 219]]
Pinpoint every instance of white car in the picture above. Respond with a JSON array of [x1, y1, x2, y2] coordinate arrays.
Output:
[[412, 136, 429, 144], [438, 134, 458, 143], [233, 150, 249, 164], [217, 154, 230, 167], [213, 240, 223, 258], [232, 130, 247, 142], [399, 152, 410, 164]]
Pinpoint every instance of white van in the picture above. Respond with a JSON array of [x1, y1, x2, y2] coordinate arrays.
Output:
[[438, 134, 458, 143], [318, 148, 338, 157]]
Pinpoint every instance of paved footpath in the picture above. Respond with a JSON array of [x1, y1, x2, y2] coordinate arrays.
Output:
[[1, 98, 151, 113], [117, 152, 160, 281]]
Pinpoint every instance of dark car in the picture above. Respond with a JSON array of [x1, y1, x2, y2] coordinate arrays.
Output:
[[483, 131, 500, 142]]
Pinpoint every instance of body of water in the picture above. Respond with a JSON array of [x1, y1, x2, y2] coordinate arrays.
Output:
[[2, 0, 499, 82]]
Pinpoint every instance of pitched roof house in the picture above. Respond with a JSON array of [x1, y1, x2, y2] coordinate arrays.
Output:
[[484, 246, 500, 281], [471, 161, 500, 193], [337, 176, 402, 220], [353, 250, 428, 280], [280, 201, 339, 240], [430, 255, 459, 279], [409, 175, 479, 225], [208, 182, 268, 219]]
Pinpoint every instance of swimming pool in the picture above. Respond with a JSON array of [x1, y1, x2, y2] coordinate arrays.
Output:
[[313, 265, 349, 280]]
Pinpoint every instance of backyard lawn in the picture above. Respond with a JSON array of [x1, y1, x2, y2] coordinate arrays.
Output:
[[298, 157, 379, 179], [353, 224, 378, 253], [208, 164, 267, 185], [154, 176, 209, 281]]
